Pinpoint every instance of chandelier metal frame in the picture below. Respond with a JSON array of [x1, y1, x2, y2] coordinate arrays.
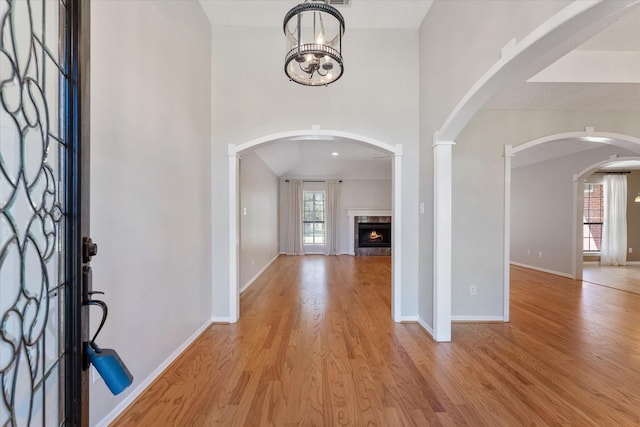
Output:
[[283, 0, 346, 86]]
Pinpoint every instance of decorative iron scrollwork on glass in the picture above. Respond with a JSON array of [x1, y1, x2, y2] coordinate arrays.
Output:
[[1, 0, 68, 425]]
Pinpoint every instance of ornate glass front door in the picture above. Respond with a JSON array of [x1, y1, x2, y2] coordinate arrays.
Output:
[[1, 0, 87, 425]]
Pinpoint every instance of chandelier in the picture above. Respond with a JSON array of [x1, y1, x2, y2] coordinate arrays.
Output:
[[283, 0, 345, 86]]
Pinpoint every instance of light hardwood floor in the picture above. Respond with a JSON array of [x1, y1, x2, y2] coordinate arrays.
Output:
[[112, 257, 640, 426], [583, 263, 640, 295]]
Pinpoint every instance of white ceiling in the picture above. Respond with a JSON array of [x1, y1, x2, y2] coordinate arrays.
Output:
[[252, 136, 392, 180], [511, 139, 603, 169], [511, 137, 640, 169], [200, 1, 640, 177], [199, 0, 433, 29]]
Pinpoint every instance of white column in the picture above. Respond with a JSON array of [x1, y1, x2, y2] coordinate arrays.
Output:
[[228, 144, 240, 322], [392, 145, 403, 322], [433, 139, 454, 342], [572, 174, 583, 281], [503, 145, 513, 323]]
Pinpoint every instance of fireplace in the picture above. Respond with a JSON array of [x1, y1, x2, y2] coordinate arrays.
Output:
[[358, 223, 391, 248], [353, 214, 392, 256]]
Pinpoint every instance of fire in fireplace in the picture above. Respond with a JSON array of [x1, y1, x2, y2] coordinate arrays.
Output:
[[358, 222, 391, 248]]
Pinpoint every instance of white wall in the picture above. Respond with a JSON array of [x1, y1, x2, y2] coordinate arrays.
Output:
[[511, 146, 638, 275], [278, 179, 392, 254], [90, 1, 212, 424], [239, 151, 279, 290], [212, 27, 420, 319], [453, 109, 640, 318]]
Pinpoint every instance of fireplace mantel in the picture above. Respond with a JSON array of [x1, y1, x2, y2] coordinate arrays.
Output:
[[347, 210, 392, 255]]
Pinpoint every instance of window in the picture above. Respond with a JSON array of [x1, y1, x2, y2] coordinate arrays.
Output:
[[303, 191, 325, 245], [583, 183, 603, 252]]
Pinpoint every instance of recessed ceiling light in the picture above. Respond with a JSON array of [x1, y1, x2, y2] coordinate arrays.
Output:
[[331, 152, 339, 156]]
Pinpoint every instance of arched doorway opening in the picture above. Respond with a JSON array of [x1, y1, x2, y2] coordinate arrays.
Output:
[[227, 129, 404, 322], [504, 130, 640, 319], [573, 154, 640, 280], [431, 1, 638, 341]]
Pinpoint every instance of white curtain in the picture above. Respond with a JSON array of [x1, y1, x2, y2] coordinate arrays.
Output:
[[600, 174, 627, 266], [286, 179, 304, 255], [324, 180, 340, 255]]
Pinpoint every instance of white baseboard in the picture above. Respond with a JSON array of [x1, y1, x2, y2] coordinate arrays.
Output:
[[417, 316, 434, 337], [585, 260, 640, 266], [240, 254, 280, 294], [94, 319, 213, 427], [398, 315, 435, 338], [282, 251, 355, 256], [510, 261, 574, 279], [210, 316, 234, 323], [452, 315, 504, 322]]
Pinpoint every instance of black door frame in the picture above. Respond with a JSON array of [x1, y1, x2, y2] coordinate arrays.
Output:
[[66, 0, 91, 425]]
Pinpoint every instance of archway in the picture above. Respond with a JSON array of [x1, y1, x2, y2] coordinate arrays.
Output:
[[504, 130, 640, 320], [573, 154, 640, 279], [431, 1, 638, 341], [227, 129, 404, 322]]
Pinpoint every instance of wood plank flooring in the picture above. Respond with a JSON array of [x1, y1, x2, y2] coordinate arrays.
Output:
[[583, 263, 640, 295], [112, 257, 640, 426]]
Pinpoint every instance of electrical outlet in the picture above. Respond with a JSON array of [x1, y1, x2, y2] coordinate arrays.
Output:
[[538, 251, 543, 258], [527, 249, 531, 256], [470, 285, 477, 296], [629, 248, 633, 254]]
